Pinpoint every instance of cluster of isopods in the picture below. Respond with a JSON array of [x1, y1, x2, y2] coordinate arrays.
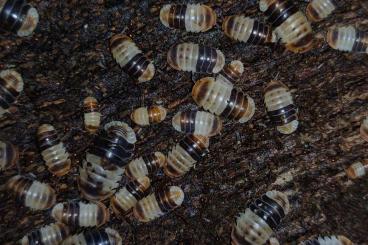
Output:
[[0, 0, 365, 244]]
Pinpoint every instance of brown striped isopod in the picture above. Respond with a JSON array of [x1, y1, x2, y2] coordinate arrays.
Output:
[[0, 140, 19, 171], [360, 116, 368, 142], [259, 0, 314, 53], [192, 60, 256, 123], [37, 124, 71, 176], [264, 80, 298, 134], [160, 4, 216, 32], [110, 177, 151, 215], [62, 227, 122, 245], [110, 34, 155, 83], [306, 0, 337, 22], [84, 96, 101, 134], [20, 223, 69, 245], [0, 69, 23, 118], [130, 105, 167, 126], [6, 175, 56, 210], [231, 190, 290, 245], [299, 235, 353, 245], [346, 160, 368, 180], [167, 43, 225, 73], [125, 152, 166, 180], [51, 201, 109, 227], [327, 26, 368, 53], [0, 0, 39, 37], [172, 110, 222, 137], [133, 186, 184, 222]]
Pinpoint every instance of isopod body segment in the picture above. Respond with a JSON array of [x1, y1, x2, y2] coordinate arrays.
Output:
[[84, 96, 101, 134], [0, 140, 19, 171], [232, 190, 290, 245], [130, 105, 167, 126], [306, 0, 337, 22], [62, 227, 122, 245], [327, 26, 368, 53], [160, 4, 216, 32], [133, 186, 184, 222], [167, 43, 225, 73], [346, 160, 368, 179], [110, 34, 155, 83], [299, 235, 353, 245], [360, 117, 368, 142], [20, 223, 69, 245], [125, 152, 166, 180], [0, 69, 23, 118]]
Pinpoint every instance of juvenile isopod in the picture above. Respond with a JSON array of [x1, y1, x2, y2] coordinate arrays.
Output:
[[51, 201, 109, 227], [125, 152, 166, 180], [62, 227, 122, 245], [37, 124, 71, 176], [160, 4, 216, 32], [6, 175, 56, 210], [110, 176, 151, 215], [327, 26, 368, 53], [345, 160, 368, 180], [0, 69, 23, 118], [306, 0, 337, 22], [19, 223, 69, 245], [222, 15, 276, 45], [133, 186, 184, 222], [360, 117, 368, 142], [259, 0, 314, 53], [172, 110, 222, 137], [110, 34, 155, 83], [0, 0, 39, 37], [264, 80, 298, 134], [192, 60, 256, 123], [130, 105, 167, 126], [0, 140, 19, 171], [84, 96, 101, 134], [232, 190, 290, 245], [299, 235, 353, 245], [164, 134, 209, 178], [167, 43, 225, 73]]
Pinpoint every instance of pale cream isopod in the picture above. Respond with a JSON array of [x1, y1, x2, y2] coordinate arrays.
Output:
[[83, 96, 101, 134], [125, 152, 166, 180], [346, 160, 368, 180], [131, 105, 167, 126], [19, 223, 69, 245], [306, 0, 337, 22], [299, 235, 353, 245], [327, 25, 368, 53], [62, 227, 122, 245], [0, 140, 19, 171]]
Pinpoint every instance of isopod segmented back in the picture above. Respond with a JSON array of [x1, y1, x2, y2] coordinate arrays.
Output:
[[306, 0, 337, 22], [62, 227, 122, 245], [299, 235, 353, 245], [20, 223, 69, 245], [131, 105, 167, 126], [0, 69, 23, 118], [125, 152, 166, 180], [0, 140, 19, 171], [84, 96, 101, 134], [327, 26, 368, 53], [346, 160, 368, 180]]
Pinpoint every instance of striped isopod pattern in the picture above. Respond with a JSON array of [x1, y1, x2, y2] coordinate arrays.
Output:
[[167, 42, 225, 73], [160, 4, 216, 32], [172, 110, 222, 137], [346, 160, 368, 180], [110, 177, 151, 215], [84, 96, 101, 134], [133, 186, 184, 222], [19, 223, 69, 245], [110, 34, 155, 83], [0, 69, 23, 118], [299, 235, 353, 245], [51, 201, 109, 227], [37, 124, 71, 176], [131, 105, 167, 126], [125, 152, 166, 180], [327, 26, 368, 53], [192, 61, 256, 123], [259, 0, 314, 53], [0, 140, 19, 171], [6, 175, 56, 210], [62, 227, 122, 245], [360, 117, 368, 142], [0, 0, 39, 36], [232, 190, 290, 245], [264, 80, 298, 135], [306, 0, 337, 22]]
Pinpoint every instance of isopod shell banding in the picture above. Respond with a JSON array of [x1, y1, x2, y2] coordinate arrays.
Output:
[[0, 140, 19, 171], [0, 0, 39, 37], [360, 117, 368, 142], [264, 80, 298, 134], [160, 4, 216, 32], [6, 175, 56, 210], [327, 26, 368, 53], [299, 235, 353, 245], [131, 105, 167, 126], [0, 69, 24, 118], [133, 186, 184, 222], [110, 34, 155, 83], [231, 190, 290, 245], [83, 96, 101, 134], [62, 227, 122, 245], [37, 124, 71, 176], [20, 223, 70, 245], [306, 0, 337, 22], [125, 152, 166, 180], [346, 160, 368, 180], [259, 0, 314, 53], [167, 43, 225, 73], [51, 201, 109, 227], [172, 110, 222, 137]]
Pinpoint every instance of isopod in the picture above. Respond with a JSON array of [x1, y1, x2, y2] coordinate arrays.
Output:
[[327, 25, 368, 53], [0, 69, 23, 118], [167, 43, 225, 73], [110, 176, 151, 215], [62, 227, 122, 245], [259, 0, 314, 53], [172, 110, 222, 137], [37, 124, 71, 176], [133, 186, 184, 222], [299, 235, 353, 245], [346, 160, 368, 180], [20, 223, 69, 245], [192, 61, 256, 123], [232, 190, 290, 245], [360, 116, 368, 142], [306, 0, 337, 22], [0, 0, 39, 37], [130, 105, 167, 126], [110, 34, 155, 83], [222, 15, 276, 44], [125, 152, 166, 180], [264, 80, 298, 134], [164, 134, 209, 178], [6, 175, 56, 210], [51, 201, 109, 227], [160, 4, 216, 32], [84, 96, 101, 134], [0, 140, 19, 171]]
